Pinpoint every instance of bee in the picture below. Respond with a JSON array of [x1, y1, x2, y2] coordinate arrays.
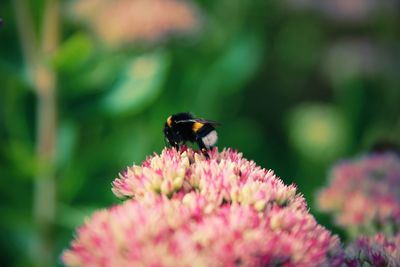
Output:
[[163, 112, 219, 155]]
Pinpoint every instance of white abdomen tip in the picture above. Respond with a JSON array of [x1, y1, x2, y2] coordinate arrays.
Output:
[[202, 130, 218, 149]]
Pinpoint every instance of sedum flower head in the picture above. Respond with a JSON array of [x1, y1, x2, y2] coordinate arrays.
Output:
[[317, 152, 400, 235], [112, 148, 300, 212], [64, 148, 341, 266]]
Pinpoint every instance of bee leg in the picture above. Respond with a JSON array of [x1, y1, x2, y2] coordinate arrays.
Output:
[[202, 149, 210, 159], [196, 137, 210, 159], [174, 143, 180, 151], [164, 138, 171, 148]]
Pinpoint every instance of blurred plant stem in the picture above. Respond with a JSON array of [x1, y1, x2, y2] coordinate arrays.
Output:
[[13, 0, 60, 266]]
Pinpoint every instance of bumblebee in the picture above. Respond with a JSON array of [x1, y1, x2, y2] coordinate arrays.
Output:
[[163, 113, 219, 154]]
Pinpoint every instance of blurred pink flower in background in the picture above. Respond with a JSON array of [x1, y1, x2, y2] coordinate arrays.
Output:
[[315, 0, 382, 22], [323, 39, 389, 84], [343, 233, 400, 267], [285, 0, 398, 22], [317, 152, 400, 236], [71, 0, 200, 47], [63, 148, 341, 266]]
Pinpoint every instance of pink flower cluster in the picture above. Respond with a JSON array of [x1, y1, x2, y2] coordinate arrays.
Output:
[[63, 148, 341, 266], [112, 148, 299, 212], [339, 233, 400, 267], [317, 152, 400, 235], [71, 0, 199, 47]]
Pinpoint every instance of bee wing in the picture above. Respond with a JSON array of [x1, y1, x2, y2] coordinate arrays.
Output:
[[175, 118, 221, 127], [196, 118, 221, 127], [174, 119, 197, 125]]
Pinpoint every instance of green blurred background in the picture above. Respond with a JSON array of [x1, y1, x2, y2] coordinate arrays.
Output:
[[1, 0, 399, 266]]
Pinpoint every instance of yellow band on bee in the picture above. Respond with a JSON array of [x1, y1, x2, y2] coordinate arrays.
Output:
[[192, 122, 204, 132], [167, 116, 172, 127]]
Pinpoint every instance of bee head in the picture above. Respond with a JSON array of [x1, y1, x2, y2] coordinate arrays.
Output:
[[163, 113, 195, 147], [164, 116, 175, 146], [166, 116, 173, 128]]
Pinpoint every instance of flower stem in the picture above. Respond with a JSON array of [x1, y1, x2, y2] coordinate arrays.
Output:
[[13, 0, 60, 266]]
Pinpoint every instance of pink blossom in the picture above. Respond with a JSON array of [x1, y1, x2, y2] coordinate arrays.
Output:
[[286, 0, 396, 23], [317, 152, 400, 235], [113, 148, 301, 212], [340, 233, 400, 267], [63, 196, 340, 267], [64, 148, 341, 266], [71, 0, 200, 47]]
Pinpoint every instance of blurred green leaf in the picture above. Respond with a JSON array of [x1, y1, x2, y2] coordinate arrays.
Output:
[[57, 203, 99, 229], [61, 54, 124, 96], [100, 52, 170, 115], [219, 117, 265, 155], [78, 56, 120, 89], [189, 33, 263, 111], [275, 19, 322, 71], [53, 32, 94, 72], [58, 163, 87, 203], [56, 121, 78, 169], [201, 34, 263, 93], [6, 141, 37, 179]]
